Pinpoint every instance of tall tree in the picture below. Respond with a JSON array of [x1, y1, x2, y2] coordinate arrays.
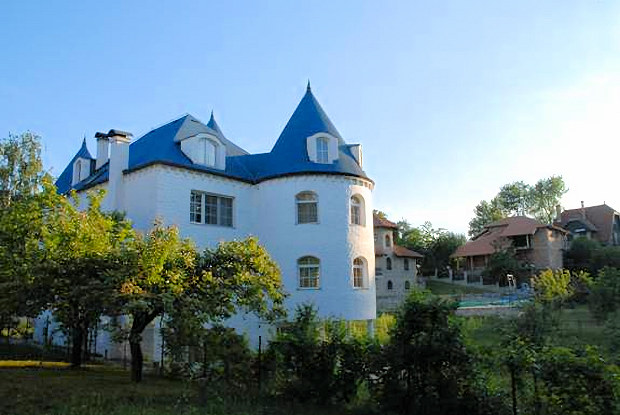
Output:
[[468, 198, 506, 237], [528, 175, 567, 223], [497, 181, 531, 216], [0, 132, 47, 334]]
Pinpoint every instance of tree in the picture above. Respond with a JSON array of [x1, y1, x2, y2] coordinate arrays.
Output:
[[117, 231, 285, 382], [497, 181, 531, 216], [468, 198, 506, 237], [589, 267, 620, 322], [565, 237, 601, 273], [427, 232, 466, 276], [467, 176, 568, 236], [528, 176, 567, 224], [36, 186, 132, 367], [0, 132, 47, 337]]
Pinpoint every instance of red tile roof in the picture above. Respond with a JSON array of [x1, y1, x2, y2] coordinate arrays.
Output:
[[558, 204, 618, 245], [393, 245, 424, 258], [373, 213, 398, 229], [453, 216, 567, 258]]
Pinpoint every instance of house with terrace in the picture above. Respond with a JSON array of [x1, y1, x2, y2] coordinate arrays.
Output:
[[373, 214, 423, 312], [34, 84, 377, 359], [451, 216, 568, 283]]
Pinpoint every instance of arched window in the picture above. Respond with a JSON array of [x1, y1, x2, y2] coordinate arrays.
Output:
[[296, 191, 318, 224], [405, 281, 411, 290], [350, 195, 365, 226], [74, 160, 82, 182], [385, 234, 392, 247], [316, 137, 329, 163], [352, 257, 366, 288], [387, 280, 393, 290], [298, 256, 320, 288], [386, 257, 392, 270], [404, 258, 409, 271]]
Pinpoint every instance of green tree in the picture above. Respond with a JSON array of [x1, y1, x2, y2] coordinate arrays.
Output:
[[589, 267, 620, 322], [565, 237, 601, 273], [498, 181, 531, 216], [528, 175, 567, 224], [36, 186, 133, 367], [468, 198, 506, 237], [0, 132, 47, 337], [118, 232, 285, 382]]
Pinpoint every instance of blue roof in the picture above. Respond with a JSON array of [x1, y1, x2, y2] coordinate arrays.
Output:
[[55, 138, 94, 193], [56, 87, 370, 192]]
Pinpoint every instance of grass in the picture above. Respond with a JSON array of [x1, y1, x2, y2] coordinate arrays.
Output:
[[426, 279, 492, 295], [0, 365, 355, 415]]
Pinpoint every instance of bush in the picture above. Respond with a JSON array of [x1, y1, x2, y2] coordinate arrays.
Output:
[[376, 291, 507, 415], [589, 267, 620, 321], [266, 304, 375, 406]]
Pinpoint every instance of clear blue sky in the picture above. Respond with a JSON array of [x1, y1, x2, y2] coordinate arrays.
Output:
[[2, 1, 619, 234]]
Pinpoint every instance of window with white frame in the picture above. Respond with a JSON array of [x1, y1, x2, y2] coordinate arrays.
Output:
[[316, 137, 329, 163], [298, 256, 320, 288], [352, 257, 366, 288], [350, 195, 364, 225], [296, 191, 318, 224], [189, 191, 233, 227], [204, 139, 216, 167]]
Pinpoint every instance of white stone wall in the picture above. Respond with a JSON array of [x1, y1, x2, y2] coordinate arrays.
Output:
[[39, 164, 376, 353]]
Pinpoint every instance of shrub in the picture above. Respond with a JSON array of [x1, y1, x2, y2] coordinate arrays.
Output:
[[376, 291, 507, 415]]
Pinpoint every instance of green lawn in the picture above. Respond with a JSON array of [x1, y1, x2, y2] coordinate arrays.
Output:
[[426, 279, 492, 295], [0, 365, 349, 415]]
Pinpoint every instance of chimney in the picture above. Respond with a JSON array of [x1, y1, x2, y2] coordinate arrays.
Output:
[[581, 201, 586, 220], [555, 205, 562, 223], [95, 132, 110, 170], [108, 129, 132, 211]]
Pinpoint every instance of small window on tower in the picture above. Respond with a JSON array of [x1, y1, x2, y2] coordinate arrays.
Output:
[[316, 137, 329, 163]]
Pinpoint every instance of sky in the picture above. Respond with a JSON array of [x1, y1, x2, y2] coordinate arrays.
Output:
[[1, 1, 619, 235]]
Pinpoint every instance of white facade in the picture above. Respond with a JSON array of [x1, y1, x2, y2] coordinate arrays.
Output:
[[34, 87, 377, 358]]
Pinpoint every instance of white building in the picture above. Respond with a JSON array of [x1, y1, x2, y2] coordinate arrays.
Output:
[[35, 84, 376, 359]]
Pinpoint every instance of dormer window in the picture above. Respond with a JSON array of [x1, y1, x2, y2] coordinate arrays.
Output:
[[179, 133, 226, 170], [316, 137, 329, 163], [306, 133, 337, 164], [72, 158, 90, 185]]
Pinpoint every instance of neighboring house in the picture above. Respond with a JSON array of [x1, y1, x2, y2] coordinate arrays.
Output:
[[452, 216, 568, 278], [556, 202, 620, 246], [373, 214, 423, 312], [34, 84, 377, 358]]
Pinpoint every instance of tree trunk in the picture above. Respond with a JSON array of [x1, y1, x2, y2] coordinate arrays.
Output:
[[129, 310, 160, 383], [130, 339, 143, 382], [71, 327, 83, 368]]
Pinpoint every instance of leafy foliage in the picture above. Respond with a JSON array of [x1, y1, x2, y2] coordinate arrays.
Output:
[[266, 304, 375, 405], [468, 176, 568, 236], [589, 267, 620, 322], [377, 291, 504, 415], [531, 269, 591, 305]]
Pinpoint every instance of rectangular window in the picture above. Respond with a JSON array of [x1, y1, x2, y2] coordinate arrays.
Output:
[[316, 137, 329, 163], [299, 265, 320, 288], [190, 191, 233, 227], [404, 258, 409, 271], [190, 191, 202, 223], [353, 267, 363, 288], [375, 267, 383, 276]]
